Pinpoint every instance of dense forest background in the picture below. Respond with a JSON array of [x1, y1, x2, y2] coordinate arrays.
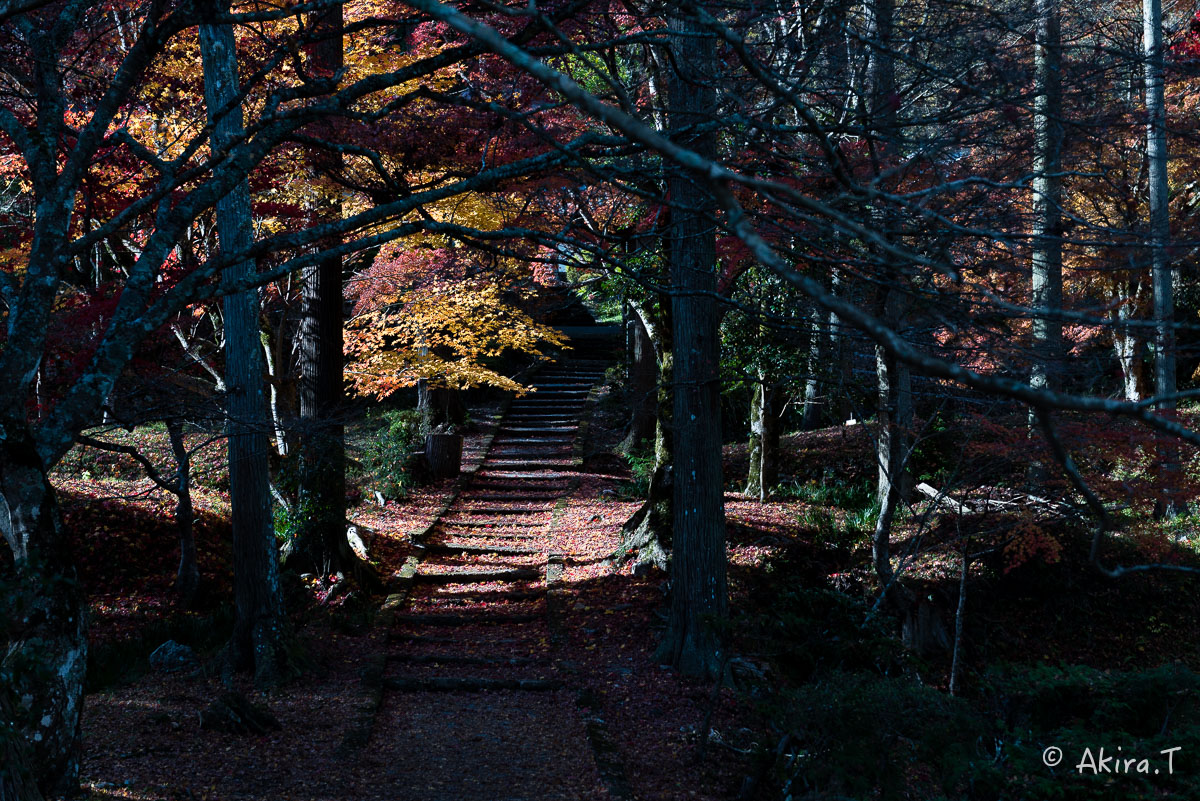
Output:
[[4, 0, 1200, 798]]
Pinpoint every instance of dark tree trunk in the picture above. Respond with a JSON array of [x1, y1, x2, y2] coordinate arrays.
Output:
[[167, 418, 200, 607], [656, 10, 727, 679], [619, 305, 658, 453], [418, 379, 467, 432], [425, 433, 463, 479], [0, 419, 86, 799], [616, 300, 673, 572], [862, 0, 913, 606], [200, 8, 291, 685], [291, 3, 361, 579]]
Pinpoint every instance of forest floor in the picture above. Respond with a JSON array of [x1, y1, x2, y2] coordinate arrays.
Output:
[[59, 383, 1200, 801]]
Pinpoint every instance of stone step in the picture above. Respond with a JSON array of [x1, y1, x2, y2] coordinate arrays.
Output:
[[438, 519, 543, 528], [526, 383, 594, 390], [415, 567, 540, 584], [498, 425, 579, 433], [465, 484, 570, 494], [499, 422, 578, 429], [421, 542, 541, 556], [451, 505, 552, 514], [430, 587, 546, 602], [395, 612, 541, 626], [438, 530, 541, 541], [462, 493, 567, 502], [482, 460, 576, 470], [475, 471, 575, 480]]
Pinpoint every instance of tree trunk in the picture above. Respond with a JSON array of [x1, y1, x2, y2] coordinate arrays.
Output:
[[1027, 0, 1064, 487], [656, 10, 726, 679], [418, 379, 466, 431], [167, 418, 200, 608], [801, 299, 827, 430], [873, 341, 912, 594], [1113, 280, 1146, 402], [200, 8, 291, 685], [291, 3, 360, 579], [619, 304, 658, 453], [1030, 0, 1064, 397], [862, 0, 912, 602], [616, 299, 673, 572], [1144, 0, 1182, 516], [746, 375, 780, 500], [425, 433, 463, 479], [0, 419, 85, 799]]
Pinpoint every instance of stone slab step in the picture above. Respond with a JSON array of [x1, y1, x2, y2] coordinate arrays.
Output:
[[497, 425, 579, 433], [415, 567, 540, 584], [438, 519, 542, 528], [451, 505, 552, 514], [394, 612, 540, 626], [421, 542, 541, 556], [438, 530, 541, 541], [430, 588, 546, 602], [485, 456, 576, 464]]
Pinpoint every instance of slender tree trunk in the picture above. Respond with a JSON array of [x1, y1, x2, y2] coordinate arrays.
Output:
[[262, 334, 289, 458], [801, 299, 827, 430], [873, 333, 911, 591], [1027, 0, 1064, 489], [167, 418, 200, 607], [1144, 0, 1182, 516], [617, 299, 673, 571], [200, 7, 291, 684], [746, 374, 780, 501], [1030, 0, 1064, 397], [292, 3, 359, 578], [1113, 280, 1145, 402], [0, 419, 84, 800], [863, 0, 912, 598], [620, 305, 658, 452], [656, 10, 726, 678]]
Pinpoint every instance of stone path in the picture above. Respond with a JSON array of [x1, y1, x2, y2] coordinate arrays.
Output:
[[365, 356, 622, 801]]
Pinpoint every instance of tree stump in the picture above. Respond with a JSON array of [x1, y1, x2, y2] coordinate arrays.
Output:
[[425, 433, 463, 479]]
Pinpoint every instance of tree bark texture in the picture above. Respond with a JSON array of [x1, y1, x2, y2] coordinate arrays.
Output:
[[294, 3, 353, 577], [656, 9, 727, 679], [0, 419, 86, 799], [745, 374, 780, 500], [1030, 0, 1064, 396], [620, 306, 658, 452], [200, 8, 291, 684], [863, 0, 912, 597], [1143, 0, 1182, 515]]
